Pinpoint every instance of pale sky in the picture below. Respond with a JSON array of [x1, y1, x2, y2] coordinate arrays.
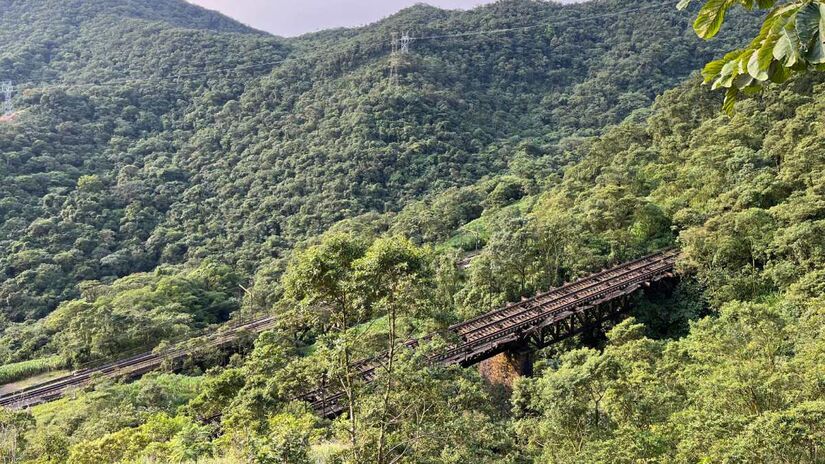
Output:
[[186, 0, 500, 37]]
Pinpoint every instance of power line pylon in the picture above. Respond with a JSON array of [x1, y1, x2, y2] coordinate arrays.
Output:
[[389, 32, 413, 86], [1, 81, 13, 116], [390, 32, 399, 86], [399, 31, 412, 54]]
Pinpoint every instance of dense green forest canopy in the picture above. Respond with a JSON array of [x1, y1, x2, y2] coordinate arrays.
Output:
[[3, 0, 824, 462], [0, 0, 755, 328], [7, 64, 825, 464]]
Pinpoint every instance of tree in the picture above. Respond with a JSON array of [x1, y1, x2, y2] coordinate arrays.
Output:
[[281, 232, 368, 457], [352, 236, 429, 464], [680, 0, 825, 112], [0, 409, 34, 463], [66, 414, 212, 464], [353, 349, 519, 464], [251, 413, 316, 464]]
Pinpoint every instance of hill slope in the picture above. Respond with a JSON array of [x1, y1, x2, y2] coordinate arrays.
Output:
[[13, 60, 825, 464], [0, 0, 755, 322]]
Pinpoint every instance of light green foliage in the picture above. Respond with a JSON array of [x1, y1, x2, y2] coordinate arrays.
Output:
[[0, 408, 35, 463], [0, 356, 63, 385], [251, 413, 317, 464], [514, 302, 824, 462], [282, 233, 369, 335], [20, 374, 200, 462], [344, 350, 518, 464], [66, 413, 213, 464], [352, 236, 430, 317], [0, 261, 241, 367], [681, 0, 825, 111]]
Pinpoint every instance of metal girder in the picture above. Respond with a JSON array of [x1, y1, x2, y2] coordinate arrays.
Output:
[[298, 249, 679, 417]]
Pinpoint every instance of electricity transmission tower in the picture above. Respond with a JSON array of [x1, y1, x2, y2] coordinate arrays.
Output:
[[399, 32, 412, 54], [390, 33, 399, 85], [389, 32, 413, 86], [1, 81, 13, 116]]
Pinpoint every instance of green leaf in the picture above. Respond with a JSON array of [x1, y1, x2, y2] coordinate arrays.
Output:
[[746, 49, 769, 80], [712, 59, 739, 89], [733, 72, 755, 89], [677, 0, 693, 10], [807, 36, 825, 62], [702, 58, 728, 82], [796, 2, 822, 49], [758, 38, 779, 67], [768, 60, 792, 83], [748, 20, 782, 80], [742, 83, 764, 95], [767, 2, 804, 19], [773, 26, 800, 67], [722, 87, 739, 116], [808, 2, 825, 63], [694, 0, 733, 39]]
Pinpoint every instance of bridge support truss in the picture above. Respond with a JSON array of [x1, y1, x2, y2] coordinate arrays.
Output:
[[477, 278, 675, 389], [478, 350, 532, 391]]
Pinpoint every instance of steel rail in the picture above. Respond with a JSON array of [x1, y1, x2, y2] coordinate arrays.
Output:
[[456, 250, 677, 341], [433, 256, 676, 364], [461, 254, 677, 341], [0, 317, 277, 408], [299, 249, 678, 415], [449, 250, 669, 334]]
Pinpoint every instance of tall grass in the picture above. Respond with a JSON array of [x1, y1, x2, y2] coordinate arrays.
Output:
[[0, 356, 64, 385]]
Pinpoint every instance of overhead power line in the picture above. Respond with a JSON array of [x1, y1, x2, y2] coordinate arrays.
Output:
[[8, 0, 683, 93]]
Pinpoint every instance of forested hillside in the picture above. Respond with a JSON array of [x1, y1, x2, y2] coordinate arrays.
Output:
[[0, 0, 755, 328], [7, 61, 824, 464], [6, 0, 824, 462]]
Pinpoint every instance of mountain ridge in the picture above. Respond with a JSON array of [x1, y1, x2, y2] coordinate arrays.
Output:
[[1, 0, 754, 323]]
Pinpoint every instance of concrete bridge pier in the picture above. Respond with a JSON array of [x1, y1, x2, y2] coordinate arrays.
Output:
[[478, 350, 532, 391]]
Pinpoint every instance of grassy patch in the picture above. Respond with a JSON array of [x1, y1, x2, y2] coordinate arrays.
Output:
[[0, 356, 64, 385], [441, 195, 537, 252]]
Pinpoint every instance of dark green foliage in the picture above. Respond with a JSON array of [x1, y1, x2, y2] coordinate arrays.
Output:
[[2, 0, 824, 462], [0, 0, 755, 328]]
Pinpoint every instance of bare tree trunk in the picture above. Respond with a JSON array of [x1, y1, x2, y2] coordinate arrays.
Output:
[[338, 309, 359, 461], [343, 346, 358, 458], [377, 294, 398, 464]]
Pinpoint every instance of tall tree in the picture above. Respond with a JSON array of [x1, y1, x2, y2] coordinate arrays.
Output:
[[352, 236, 429, 464], [281, 233, 368, 458]]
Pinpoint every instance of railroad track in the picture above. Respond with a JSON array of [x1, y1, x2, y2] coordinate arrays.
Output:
[[1, 250, 678, 416], [300, 249, 678, 417], [434, 249, 678, 364], [0, 316, 277, 409]]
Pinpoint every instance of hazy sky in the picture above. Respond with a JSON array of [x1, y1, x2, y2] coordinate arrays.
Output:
[[186, 0, 499, 37]]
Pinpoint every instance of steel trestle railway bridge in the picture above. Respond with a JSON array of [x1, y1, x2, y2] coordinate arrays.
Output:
[[0, 249, 678, 415]]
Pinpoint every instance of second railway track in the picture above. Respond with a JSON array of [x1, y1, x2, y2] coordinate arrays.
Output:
[[0, 316, 277, 409]]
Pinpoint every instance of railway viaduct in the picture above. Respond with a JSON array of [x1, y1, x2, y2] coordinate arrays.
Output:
[[302, 249, 678, 417], [0, 249, 678, 416]]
